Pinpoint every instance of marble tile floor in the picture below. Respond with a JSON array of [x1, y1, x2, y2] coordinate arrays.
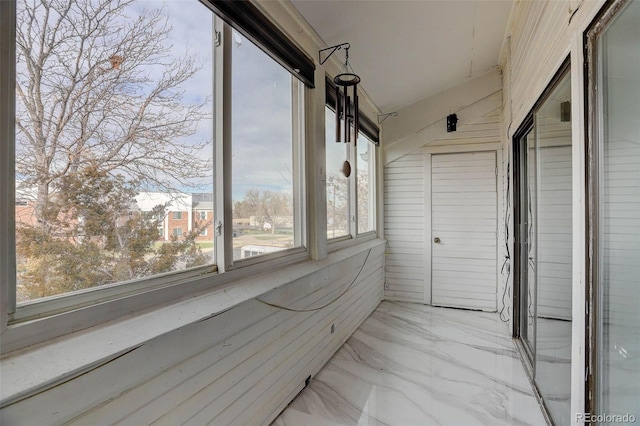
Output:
[[273, 301, 547, 426]]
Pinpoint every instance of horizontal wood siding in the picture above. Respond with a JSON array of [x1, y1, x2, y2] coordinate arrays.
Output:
[[430, 111, 502, 148], [508, 1, 568, 127], [384, 153, 425, 302], [0, 245, 384, 426]]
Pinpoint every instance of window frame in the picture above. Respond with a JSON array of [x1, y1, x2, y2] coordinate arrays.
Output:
[[324, 106, 351, 241], [356, 133, 377, 236], [225, 28, 307, 270], [0, 0, 311, 354]]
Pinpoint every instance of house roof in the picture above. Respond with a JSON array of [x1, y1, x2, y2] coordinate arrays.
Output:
[[194, 202, 214, 211]]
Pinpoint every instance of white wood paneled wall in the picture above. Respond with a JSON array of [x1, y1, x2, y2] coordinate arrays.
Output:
[[0, 244, 384, 425], [506, 1, 575, 128], [384, 152, 426, 302], [384, 110, 502, 305]]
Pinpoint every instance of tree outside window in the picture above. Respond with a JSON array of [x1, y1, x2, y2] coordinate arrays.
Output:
[[14, 0, 214, 302]]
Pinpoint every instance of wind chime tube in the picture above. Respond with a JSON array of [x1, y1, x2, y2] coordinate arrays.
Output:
[[346, 93, 351, 143], [353, 85, 359, 147], [335, 86, 341, 143]]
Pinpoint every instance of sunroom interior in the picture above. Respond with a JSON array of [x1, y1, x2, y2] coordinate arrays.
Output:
[[1, 0, 639, 425]]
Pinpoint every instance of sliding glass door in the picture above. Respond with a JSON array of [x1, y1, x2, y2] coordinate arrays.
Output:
[[587, 0, 640, 419], [514, 63, 572, 425], [533, 75, 573, 425]]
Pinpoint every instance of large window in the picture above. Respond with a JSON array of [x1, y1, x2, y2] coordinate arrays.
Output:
[[13, 0, 215, 303], [2, 0, 314, 352], [324, 105, 377, 241], [231, 31, 304, 261]]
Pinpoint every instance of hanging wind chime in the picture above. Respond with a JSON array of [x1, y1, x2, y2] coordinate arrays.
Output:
[[320, 43, 361, 146]]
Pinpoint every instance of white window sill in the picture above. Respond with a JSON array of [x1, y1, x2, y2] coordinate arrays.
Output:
[[328, 232, 377, 252], [0, 238, 385, 408]]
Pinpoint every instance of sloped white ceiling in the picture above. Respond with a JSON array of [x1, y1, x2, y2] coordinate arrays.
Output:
[[291, 0, 513, 112]]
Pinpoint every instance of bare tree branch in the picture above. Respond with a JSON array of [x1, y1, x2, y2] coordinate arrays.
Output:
[[16, 0, 211, 227]]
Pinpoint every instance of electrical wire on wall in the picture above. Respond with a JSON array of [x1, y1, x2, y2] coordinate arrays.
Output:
[[499, 159, 512, 323], [255, 249, 371, 313], [499, 35, 514, 323]]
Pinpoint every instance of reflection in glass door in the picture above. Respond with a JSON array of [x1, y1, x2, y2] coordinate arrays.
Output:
[[533, 74, 572, 426]]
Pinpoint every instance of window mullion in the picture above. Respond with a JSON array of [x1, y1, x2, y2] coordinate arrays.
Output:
[[292, 79, 305, 249], [1, 0, 17, 322], [308, 73, 327, 259], [349, 142, 357, 238], [368, 146, 377, 232], [214, 19, 231, 272], [222, 23, 234, 271]]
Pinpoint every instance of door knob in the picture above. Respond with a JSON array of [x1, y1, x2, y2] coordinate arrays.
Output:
[[434, 237, 441, 243]]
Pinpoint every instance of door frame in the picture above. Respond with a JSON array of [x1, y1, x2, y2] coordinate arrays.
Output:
[[423, 143, 503, 307], [511, 57, 571, 426], [512, 117, 536, 368]]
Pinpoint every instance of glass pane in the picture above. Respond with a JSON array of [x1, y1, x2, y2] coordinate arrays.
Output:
[[534, 73, 572, 425], [598, 0, 640, 418], [15, 0, 215, 302], [325, 108, 349, 239], [357, 134, 374, 234], [232, 32, 296, 260]]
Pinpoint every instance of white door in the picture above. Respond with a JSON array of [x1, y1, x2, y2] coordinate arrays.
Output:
[[430, 151, 497, 311]]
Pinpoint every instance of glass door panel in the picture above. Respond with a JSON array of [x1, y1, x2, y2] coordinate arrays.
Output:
[[534, 74, 572, 426], [596, 0, 640, 417], [514, 65, 571, 424]]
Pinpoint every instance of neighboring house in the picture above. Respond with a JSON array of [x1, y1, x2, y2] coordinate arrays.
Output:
[[15, 189, 215, 243], [240, 245, 281, 259], [14, 204, 36, 228], [192, 200, 214, 241], [14, 184, 37, 228], [135, 192, 193, 241]]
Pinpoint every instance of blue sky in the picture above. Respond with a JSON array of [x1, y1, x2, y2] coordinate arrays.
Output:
[[142, 1, 295, 202], [15, 0, 302, 203]]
